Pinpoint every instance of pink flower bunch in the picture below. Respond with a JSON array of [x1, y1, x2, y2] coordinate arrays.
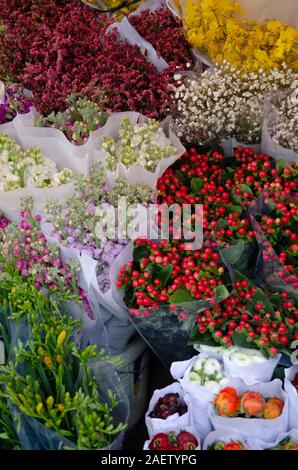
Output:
[[129, 7, 194, 70], [0, 216, 9, 230], [0, 202, 92, 316]]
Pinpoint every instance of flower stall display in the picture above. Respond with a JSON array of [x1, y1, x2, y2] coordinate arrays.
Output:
[[173, 62, 297, 147], [183, 0, 298, 72], [145, 383, 190, 437], [0, 84, 32, 125], [210, 380, 288, 441], [144, 428, 200, 450], [44, 162, 153, 352], [94, 113, 185, 187]]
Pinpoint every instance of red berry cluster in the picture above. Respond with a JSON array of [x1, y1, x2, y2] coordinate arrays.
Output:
[[195, 277, 298, 356], [149, 431, 198, 451], [117, 239, 226, 314], [157, 147, 255, 246]]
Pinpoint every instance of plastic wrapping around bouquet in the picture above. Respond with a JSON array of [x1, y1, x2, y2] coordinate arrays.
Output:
[[209, 379, 289, 442], [203, 428, 252, 450], [220, 239, 259, 278], [249, 198, 298, 300], [8, 360, 129, 450], [262, 93, 298, 163], [145, 382, 191, 438], [0, 121, 84, 221], [91, 111, 185, 190], [143, 425, 201, 450], [284, 364, 298, 430], [246, 429, 298, 451], [220, 137, 262, 158]]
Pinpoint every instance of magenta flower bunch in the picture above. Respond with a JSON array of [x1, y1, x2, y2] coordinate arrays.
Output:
[[0, 0, 79, 81], [129, 7, 194, 70], [0, 85, 32, 125]]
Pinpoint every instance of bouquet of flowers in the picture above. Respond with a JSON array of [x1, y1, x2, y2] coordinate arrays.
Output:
[[34, 94, 107, 146], [45, 162, 153, 297], [0, 300, 128, 449], [192, 272, 298, 357], [173, 62, 296, 145], [101, 117, 176, 172], [0, 197, 91, 314], [183, 0, 298, 72], [210, 380, 288, 441], [0, 84, 31, 125], [0, 133, 73, 192]]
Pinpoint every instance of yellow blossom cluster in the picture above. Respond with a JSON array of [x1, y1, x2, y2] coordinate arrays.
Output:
[[183, 0, 298, 72]]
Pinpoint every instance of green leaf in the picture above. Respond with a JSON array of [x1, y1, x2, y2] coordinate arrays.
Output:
[[238, 184, 253, 194], [214, 284, 230, 301], [191, 177, 204, 194], [157, 265, 174, 287], [232, 331, 256, 349], [276, 159, 291, 172], [169, 288, 194, 304], [248, 288, 275, 314], [133, 245, 150, 263]]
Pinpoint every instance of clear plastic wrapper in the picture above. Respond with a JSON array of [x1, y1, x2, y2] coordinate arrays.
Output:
[[249, 197, 298, 299], [110, 240, 233, 368]]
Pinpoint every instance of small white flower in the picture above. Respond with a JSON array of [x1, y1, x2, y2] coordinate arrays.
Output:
[[229, 352, 253, 367], [204, 358, 221, 376], [193, 357, 206, 372], [188, 372, 201, 384]]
